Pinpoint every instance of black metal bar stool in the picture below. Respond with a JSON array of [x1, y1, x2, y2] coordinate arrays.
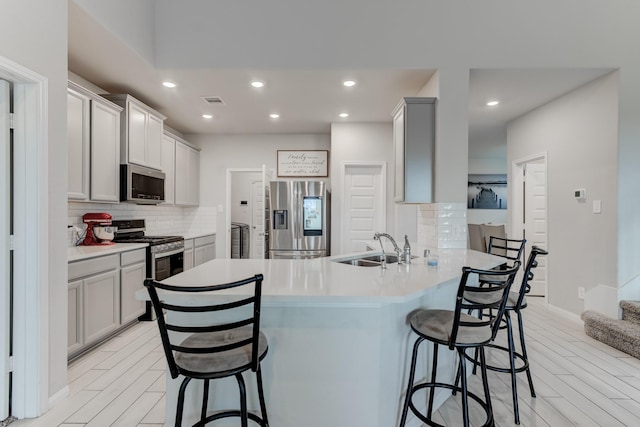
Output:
[[476, 236, 526, 322], [398, 262, 521, 427], [463, 246, 548, 424], [145, 274, 269, 427]]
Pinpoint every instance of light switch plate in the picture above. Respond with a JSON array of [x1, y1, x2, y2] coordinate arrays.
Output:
[[593, 200, 602, 214]]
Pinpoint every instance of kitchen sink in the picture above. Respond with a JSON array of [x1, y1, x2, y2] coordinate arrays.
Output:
[[332, 253, 400, 267]]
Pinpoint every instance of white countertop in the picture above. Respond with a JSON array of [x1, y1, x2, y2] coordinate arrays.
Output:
[[68, 242, 149, 262], [154, 249, 503, 305], [67, 230, 216, 262], [182, 231, 216, 240]]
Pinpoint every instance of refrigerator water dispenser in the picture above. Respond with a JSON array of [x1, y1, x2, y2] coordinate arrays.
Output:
[[273, 210, 288, 229]]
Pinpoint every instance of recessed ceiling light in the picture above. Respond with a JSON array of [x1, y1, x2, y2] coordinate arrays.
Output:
[[270, 113, 280, 119], [162, 81, 176, 88], [486, 100, 500, 107], [343, 80, 356, 87], [251, 81, 264, 88], [339, 113, 349, 118], [202, 114, 213, 119]]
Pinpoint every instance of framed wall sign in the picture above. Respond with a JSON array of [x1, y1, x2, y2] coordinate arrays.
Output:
[[277, 150, 329, 177]]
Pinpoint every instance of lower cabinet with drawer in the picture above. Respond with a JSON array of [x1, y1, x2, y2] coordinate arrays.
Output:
[[68, 248, 146, 360], [120, 248, 147, 325], [183, 233, 216, 270], [194, 234, 216, 267]]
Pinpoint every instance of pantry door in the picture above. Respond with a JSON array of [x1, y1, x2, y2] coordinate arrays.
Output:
[[341, 162, 386, 254], [512, 155, 548, 296], [251, 179, 266, 259], [0, 78, 11, 421]]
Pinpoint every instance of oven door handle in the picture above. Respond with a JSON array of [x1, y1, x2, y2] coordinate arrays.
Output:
[[153, 248, 185, 259]]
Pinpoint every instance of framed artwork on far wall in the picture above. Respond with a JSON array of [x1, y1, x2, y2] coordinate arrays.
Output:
[[277, 150, 329, 177], [467, 174, 507, 209]]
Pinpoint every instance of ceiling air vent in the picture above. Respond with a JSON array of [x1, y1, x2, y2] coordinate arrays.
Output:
[[202, 96, 225, 106]]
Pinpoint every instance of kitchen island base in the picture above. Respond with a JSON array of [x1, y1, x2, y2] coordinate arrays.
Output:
[[165, 286, 461, 427]]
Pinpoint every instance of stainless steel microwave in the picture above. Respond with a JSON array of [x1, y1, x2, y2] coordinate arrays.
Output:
[[120, 164, 165, 204]]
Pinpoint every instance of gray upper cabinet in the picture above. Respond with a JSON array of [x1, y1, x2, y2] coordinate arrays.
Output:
[[174, 139, 200, 206], [161, 133, 176, 205], [164, 130, 199, 206], [67, 86, 90, 200], [67, 82, 122, 203], [392, 97, 436, 203], [101, 94, 166, 171]]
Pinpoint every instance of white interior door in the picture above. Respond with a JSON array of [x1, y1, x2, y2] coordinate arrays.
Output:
[[0, 79, 11, 420], [342, 163, 385, 253], [523, 162, 548, 295], [251, 179, 265, 259], [512, 157, 548, 296]]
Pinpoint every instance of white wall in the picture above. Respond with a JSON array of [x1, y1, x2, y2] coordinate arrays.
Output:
[[189, 133, 330, 258], [508, 72, 619, 316], [329, 122, 394, 255], [0, 0, 68, 404]]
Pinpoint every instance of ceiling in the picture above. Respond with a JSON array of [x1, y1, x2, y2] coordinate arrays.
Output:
[[68, 3, 613, 148], [468, 68, 612, 156]]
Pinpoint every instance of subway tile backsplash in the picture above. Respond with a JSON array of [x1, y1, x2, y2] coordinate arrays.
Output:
[[67, 202, 217, 246], [417, 202, 467, 250]]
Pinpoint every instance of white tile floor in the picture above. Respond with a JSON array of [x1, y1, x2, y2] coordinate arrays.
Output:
[[11, 298, 640, 426]]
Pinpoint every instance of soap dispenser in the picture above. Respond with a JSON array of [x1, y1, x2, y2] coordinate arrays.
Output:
[[403, 235, 411, 264]]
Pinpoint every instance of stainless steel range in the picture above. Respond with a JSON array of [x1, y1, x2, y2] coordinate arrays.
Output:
[[112, 219, 184, 320]]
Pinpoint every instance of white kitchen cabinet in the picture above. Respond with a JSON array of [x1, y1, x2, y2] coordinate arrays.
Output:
[[194, 234, 216, 267], [67, 279, 83, 355], [67, 82, 122, 202], [127, 101, 147, 166], [68, 249, 146, 359], [147, 114, 163, 170], [392, 97, 436, 203], [67, 87, 90, 200], [183, 238, 194, 271], [120, 249, 146, 325], [83, 269, 120, 346], [175, 140, 200, 206], [161, 133, 176, 205], [102, 94, 166, 170], [90, 99, 121, 202]]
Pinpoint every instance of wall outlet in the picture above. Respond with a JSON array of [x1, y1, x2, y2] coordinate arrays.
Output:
[[578, 286, 586, 300]]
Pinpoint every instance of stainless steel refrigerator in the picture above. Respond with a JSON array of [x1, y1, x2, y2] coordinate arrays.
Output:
[[269, 181, 330, 259]]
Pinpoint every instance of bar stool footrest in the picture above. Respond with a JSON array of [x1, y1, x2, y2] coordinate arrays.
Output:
[[464, 343, 530, 374], [407, 382, 493, 427], [193, 410, 267, 427]]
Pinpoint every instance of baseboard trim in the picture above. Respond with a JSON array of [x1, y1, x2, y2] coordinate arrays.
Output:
[[547, 303, 582, 324], [47, 385, 69, 409]]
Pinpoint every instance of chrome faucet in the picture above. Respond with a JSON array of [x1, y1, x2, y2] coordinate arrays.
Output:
[[373, 232, 403, 268]]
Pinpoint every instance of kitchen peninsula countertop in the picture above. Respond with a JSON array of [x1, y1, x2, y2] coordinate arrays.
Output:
[[158, 248, 502, 305], [67, 242, 149, 262]]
